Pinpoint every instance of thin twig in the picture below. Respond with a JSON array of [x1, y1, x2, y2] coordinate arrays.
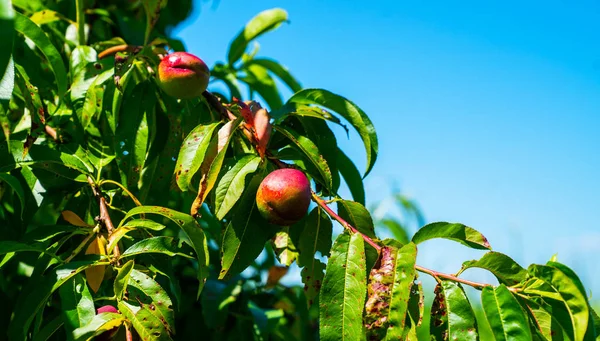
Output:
[[87, 176, 121, 261], [311, 191, 381, 251]]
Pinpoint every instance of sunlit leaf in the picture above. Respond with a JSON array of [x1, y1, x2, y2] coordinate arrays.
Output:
[[174, 122, 220, 191], [0, 0, 13, 78], [319, 232, 367, 341], [459, 251, 527, 286], [114, 259, 134, 301], [287, 88, 378, 176], [412, 221, 491, 250], [84, 235, 107, 293], [118, 300, 173, 341], [127, 269, 176, 334], [337, 199, 378, 273], [214, 154, 261, 220], [481, 285, 532, 341], [227, 8, 288, 65], [121, 236, 195, 259], [71, 312, 125, 341], [430, 281, 479, 341], [119, 206, 209, 297]]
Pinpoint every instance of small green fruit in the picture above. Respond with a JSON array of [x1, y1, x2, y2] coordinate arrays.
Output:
[[157, 52, 210, 99], [256, 168, 311, 226]]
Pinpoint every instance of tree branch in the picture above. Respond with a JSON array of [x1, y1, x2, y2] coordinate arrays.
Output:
[[87, 176, 121, 261]]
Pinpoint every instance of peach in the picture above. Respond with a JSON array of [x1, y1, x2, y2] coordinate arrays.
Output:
[[157, 52, 210, 99], [256, 169, 311, 226]]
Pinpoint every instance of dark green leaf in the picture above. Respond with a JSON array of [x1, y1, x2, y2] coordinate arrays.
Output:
[[0, 172, 25, 217], [274, 125, 332, 190], [287, 88, 378, 176], [59, 274, 95, 333], [244, 58, 302, 92], [0, 0, 13, 78], [128, 269, 175, 334], [458, 251, 527, 286], [0, 140, 91, 176], [227, 8, 288, 65], [121, 236, 195, 259], [319, 232, 367, 341], [386, 242, 418, 339], [481, 285, 532, 341], [430, 281, 479, 341], [0, 240, 47, 255], [119, 206, 209, 297], [114, 259, 134, 301], [220, 172, 280, 280], [214, 154, 261, 220], [32, 315, 63, 341], [174, 122, 220, 191], [14, 12, 67, 98], [9, 260, 105, 340], [337, 148, 365, 205], [412, 222, 491, 250], [247, 300, 285, 338], [71, 312, 125, 341]]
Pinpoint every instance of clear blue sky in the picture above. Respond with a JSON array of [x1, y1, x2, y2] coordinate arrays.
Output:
[[174, 1, 600, 296]]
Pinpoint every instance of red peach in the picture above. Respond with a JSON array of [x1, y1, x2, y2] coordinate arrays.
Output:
[[157, 52, 210, 99], [256, 169, 311, 226]]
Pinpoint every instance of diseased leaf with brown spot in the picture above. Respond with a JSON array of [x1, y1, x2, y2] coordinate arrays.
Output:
[[430, 281, 479, 341]]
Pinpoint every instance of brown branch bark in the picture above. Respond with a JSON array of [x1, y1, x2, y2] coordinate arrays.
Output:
[[87, 176, 121, 261]]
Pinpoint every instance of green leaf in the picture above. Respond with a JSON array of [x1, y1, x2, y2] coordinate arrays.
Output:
[[412, 222, 491, 250], [528, 263, 594, 341], [220, 172, 280, 280], [118, 300, 173, 341], [241, 63, 283, 109], [119, 206, 209, 298], [273, 228, 298, 266], [0, 140, 91, 176], [0, 173, 25, 217], [287, 88, 378, 176], [0, 240, 47, 255], [127, 269, 176, 334], [29, 9, 73, 25], [386, 242, 418, 339], [123, 219, 166, 231], [458, 251, 527, 286], [481, 285, 533, 341], [32, 315, 63, 341], [274, 125, 332, 190], [319, 232, 367, 341], [59, 274, 95, 333], [430, 281, 479, 341], [71, 312, 125, 341], [214, 154, 261, 220], [248, 300, 285, 338], [337, 148, 365, 205], [227, 8, 288, 65], [0, 0, 13, 77], [14, 12, 67, 98], [121, 236, 195, 259], [244, 58, 302, 93], [519, 295, 570, 341], [9, 260, 105, 340], [174, 122, 220, 191], [114, 259, 134, 301], [337, 199, 378, 273], [142, 0, 166, 45]]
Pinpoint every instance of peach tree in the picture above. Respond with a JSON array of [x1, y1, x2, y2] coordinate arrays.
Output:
[[0, 0, 598, 340]]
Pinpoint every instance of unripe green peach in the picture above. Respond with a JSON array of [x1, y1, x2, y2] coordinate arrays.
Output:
[[256, 169, 311, 226], [157, 52, 210, 99]]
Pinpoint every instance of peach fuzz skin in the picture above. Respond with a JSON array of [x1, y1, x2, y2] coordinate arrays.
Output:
[[157, 52, 210, 99], [256, 169, 311, 226]]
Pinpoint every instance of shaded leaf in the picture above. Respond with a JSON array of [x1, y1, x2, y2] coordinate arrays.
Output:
[[319, 232, 367, 341], [241, 63, 283, 109], [128, 269, 175, 334], [273, 227, 298, 266], [14, 12, 67, 98], [337, 148, 365, 205], [118, 300, 173, 341], [412, 221, 491, 250], [245, 58, 302, 93], [220, 172, 280, 280], [0, 0, 13, 77], [0, 172, 25, 217], [114, 259, 134, 301], [59, 274, 95, 333]]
